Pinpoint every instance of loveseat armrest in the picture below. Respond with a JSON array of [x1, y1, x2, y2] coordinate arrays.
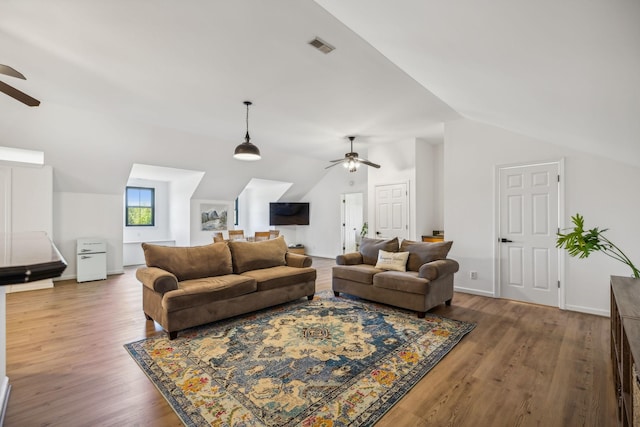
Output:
[[136, 267, 179, 294], [336, 252, 364, 265], [418, 259, 460, 281], [285, 252, 313, 268]]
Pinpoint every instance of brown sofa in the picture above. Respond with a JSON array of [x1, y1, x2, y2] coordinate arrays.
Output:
[[136, 236, 316, 339], [332, 237, 458, 317]]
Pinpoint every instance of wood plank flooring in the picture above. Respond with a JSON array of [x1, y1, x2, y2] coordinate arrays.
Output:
[[4, 257, 617, 426]]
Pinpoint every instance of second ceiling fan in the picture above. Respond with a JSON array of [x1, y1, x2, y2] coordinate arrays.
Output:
[[0, 64, 40, 107], [326, 136, 380, 172]]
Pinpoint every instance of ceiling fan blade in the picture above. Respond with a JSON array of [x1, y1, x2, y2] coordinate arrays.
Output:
[[0, 80, 41, 107], [357, 158, 381, 169], [325, 161, 344, 169], [329, 158, 345, 163], [0, 64, 26, 80]]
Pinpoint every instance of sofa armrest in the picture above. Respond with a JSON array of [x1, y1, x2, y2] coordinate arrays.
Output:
[[418, 259, 460, 281], [285, 252, 313, 268], [136, 267, 179, 293], [336, 252, 364, 265]]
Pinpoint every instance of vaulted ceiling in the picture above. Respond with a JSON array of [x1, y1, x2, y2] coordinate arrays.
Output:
[[1, 1, 638, 199]]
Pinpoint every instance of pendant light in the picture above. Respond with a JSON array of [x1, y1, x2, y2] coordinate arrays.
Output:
[[233, 101, 261, 161]]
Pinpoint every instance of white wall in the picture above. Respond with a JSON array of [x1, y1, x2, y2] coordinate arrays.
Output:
[[169, 176, 201, 247], [5, 165, 55, 292], [432, 142, 444, 231], [53, 192, 124, 280], [444, 118, 640, 316], [415, 140, 443, 237], [11, 165, 53, 235], [298, 165, 368, 258]]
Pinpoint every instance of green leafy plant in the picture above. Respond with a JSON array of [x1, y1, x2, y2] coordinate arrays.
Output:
[[556, 213, 639, 278], [360, 222, 368, 238]]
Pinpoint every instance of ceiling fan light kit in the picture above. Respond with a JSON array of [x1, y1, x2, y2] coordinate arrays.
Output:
[[233, 101, 261, 161], [0, 64, 40, 107], [326, 136, 380, 172]]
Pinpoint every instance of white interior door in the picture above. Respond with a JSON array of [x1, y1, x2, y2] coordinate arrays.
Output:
[[499, 163, 559, 307], [374, 183, 408, 240], [341, 193, 363, 253]]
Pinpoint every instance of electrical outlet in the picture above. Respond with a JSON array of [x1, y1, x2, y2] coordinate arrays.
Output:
[[470, 271, 478, 280]]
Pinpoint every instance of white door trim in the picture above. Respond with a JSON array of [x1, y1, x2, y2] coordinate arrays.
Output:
[[493, 158, 565, 309]]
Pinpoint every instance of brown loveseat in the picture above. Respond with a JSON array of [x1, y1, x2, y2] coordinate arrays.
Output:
[[332, 237, 458, 317], [136, 236, 316, 339]]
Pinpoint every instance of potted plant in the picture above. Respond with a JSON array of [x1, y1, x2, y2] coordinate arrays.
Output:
[[556, 213, 639, 278], [355, 222, 368, 250], [360, 222, 368, 239]]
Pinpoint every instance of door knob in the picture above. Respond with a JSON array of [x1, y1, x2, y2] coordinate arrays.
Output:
[[500, 238, 513, 243], [376, 231, 381, 235]]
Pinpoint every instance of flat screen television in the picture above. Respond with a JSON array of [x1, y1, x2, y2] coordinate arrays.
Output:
[[269, 202, 310, 226]]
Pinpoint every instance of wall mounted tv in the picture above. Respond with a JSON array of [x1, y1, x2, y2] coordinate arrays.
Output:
[[269, 202, 310, 226]]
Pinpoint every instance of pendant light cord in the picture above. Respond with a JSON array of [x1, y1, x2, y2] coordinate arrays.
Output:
[[245, 101, 251, 142]]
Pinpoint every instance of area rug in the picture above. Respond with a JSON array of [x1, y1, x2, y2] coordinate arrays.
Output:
[[124, 292, 475, 426]]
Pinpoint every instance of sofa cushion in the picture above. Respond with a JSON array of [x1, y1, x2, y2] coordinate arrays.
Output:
[[373, 270, 430, 295], [400, 240, 453, 272], [241, 265, 317, 291], [142, 242, 233, 281], [359, 237, 399, 265], [332, 264, 383, 285], [162, 274, 257, 312], [375, 250, 409, 272], [228, 236, 288, 274]]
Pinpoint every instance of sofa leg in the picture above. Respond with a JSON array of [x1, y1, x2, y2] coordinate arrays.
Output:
[[168, 331, 178, 340], [307, 294, 314, 301], [334, 291, 340, 297], [144, 313, 152, 321], [417, 311, 426, 318], [445, 298, 452, 306]]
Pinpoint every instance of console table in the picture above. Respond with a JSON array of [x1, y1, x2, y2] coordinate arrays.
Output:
[[288, 245, 305, 255], [611, 276, 640, 427]]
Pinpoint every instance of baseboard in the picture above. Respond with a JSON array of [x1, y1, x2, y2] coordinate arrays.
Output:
[[55, 269, 125, 283], [0, 376, 10, 426], [565, 304, 609, 317], [453, 286, 495, 298], [5, 279, 53, 293]]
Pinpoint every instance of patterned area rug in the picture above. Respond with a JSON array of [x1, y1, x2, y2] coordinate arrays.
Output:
[[125, 292, 475, 426]]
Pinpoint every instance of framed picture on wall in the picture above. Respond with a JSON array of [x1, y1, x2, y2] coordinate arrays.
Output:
[[200, 203, 229, 231]]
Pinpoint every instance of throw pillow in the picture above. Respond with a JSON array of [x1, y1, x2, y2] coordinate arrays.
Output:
[[375, 250, 409, 272], [400, 239, 453, 272], [359, 237, 399, 265]]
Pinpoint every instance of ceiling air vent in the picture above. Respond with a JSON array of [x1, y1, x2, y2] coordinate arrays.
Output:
[[309, 37, 335, 54]]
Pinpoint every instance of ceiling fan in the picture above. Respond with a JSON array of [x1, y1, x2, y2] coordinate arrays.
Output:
[[0, 64, 40, 107], [325, 136, 381, 172]]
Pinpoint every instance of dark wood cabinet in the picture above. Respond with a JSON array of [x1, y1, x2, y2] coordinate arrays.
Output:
[[611, 276, 640, 427]]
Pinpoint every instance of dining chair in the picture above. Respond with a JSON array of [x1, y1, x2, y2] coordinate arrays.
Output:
[[228, 230, 245, 241], [254, 231, 271, 242], [269, 230, 280, 239], [213, 232, 224, 243]]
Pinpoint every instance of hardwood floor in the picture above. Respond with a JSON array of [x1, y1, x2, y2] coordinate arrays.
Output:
[[5, 257, 617, 426]]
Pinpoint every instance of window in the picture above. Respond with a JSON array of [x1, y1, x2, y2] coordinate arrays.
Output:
[[126, 186, 155, 226]]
